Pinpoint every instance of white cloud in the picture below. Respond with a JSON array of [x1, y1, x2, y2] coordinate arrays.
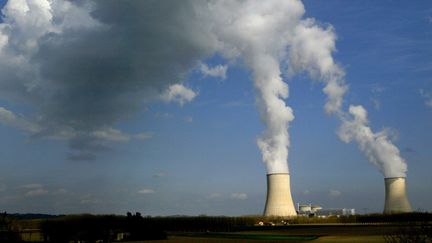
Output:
[[371, 83, 385, 94], [0, 106, 151, 160], [0, 28, 8, 51], [161, 84, 198, 106], [199, 63, 227, 79], [91, 127, 130, 142], [231, 192, 248, 200], [0, 107, 40, 133], [20, 183, 48, 197], [25, 188, 48, 197], [370, 98, 381, 110], [0, 107, 136, 141], [184, 116, 193, 123], [328, 189, 342, 197], [420, 89, 432, 108], [303, 189, 310, 195], [137, 188, 155, 194]]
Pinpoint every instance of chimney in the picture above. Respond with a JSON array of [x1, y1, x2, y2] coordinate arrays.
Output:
[[383, 177, 412, 214], [263, 173, 297, 216]]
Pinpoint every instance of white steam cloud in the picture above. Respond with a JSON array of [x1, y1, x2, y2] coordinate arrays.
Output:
[[0, 0, 408, 177], [203, 0, 304, 174], [203, 0, 408, 178], [338, 106, 407, 177], [289, 19, 347, 114], [282, 6, 407, 178]]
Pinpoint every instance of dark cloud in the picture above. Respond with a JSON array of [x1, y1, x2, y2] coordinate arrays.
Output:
[[0, 0, 216, 160], [35, 1, 212, 127]]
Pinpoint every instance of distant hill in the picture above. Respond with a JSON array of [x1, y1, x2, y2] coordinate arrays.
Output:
[[8, 213, 63, 220]]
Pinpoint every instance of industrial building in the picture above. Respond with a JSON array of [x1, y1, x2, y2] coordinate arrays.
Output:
[[315, 208, 356, 217], [262, 172, 412, 217], [263, 173, 297, 216], [296, 203, 355, 217], [383, 177, 412, 214]]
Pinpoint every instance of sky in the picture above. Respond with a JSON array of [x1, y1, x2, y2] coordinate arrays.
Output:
[[0, 0, 431, 216]]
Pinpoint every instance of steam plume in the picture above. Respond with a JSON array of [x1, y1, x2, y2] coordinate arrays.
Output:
[[204, 0, 304, 173], [0, 0, 409, 176], [338, 106, 407, 177], [285, 13, 407, 178], [205, 0, 409, 178]]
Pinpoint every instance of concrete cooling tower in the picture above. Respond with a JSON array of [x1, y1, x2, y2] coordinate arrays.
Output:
[[263, 173, 297, 216], [383, 177, 412, 214]]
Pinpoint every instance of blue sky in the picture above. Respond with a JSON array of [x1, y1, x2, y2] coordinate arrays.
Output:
[[0, 0, 431, 215]]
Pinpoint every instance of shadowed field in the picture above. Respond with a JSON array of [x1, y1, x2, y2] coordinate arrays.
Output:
[[2, 213, 431, 242], [137, 236, 385, 243], [136, 224, 429, 243]]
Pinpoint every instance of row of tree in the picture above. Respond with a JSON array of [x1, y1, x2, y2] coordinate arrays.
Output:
[[0, 212, 21, 242], [41, 213, 166, 242]]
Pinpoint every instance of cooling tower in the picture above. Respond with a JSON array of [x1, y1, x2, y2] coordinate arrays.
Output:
[[263, 173, 297, 216], [383, 177, 412, 214]]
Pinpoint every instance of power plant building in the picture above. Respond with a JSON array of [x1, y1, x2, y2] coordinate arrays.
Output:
[[297, 203, 354, 217], [297, 204, 322, 216], [263, 173, 297, 216], [315, 208, 356, 217], [262, 173, 412, 216], [383, 177, 412, 214]]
